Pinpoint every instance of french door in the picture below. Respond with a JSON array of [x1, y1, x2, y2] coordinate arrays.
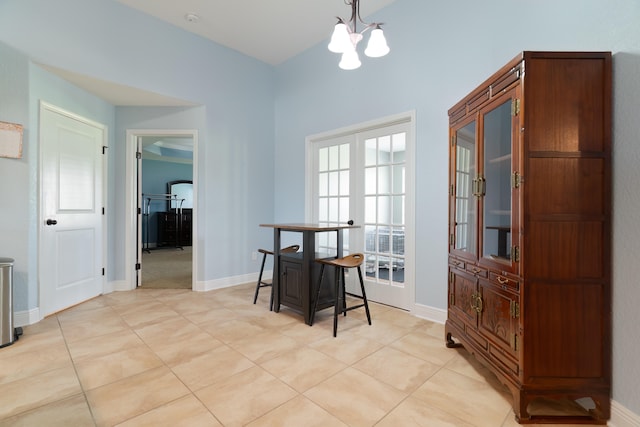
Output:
[[309, 115, 414, 310]]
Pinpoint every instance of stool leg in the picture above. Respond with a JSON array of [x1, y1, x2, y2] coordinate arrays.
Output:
[[333, 266, 341, 337], [253, 252, 268, 305], [357, 266, 372, 325], [310, 264, 325, 326], [341, 268, 347, 316]]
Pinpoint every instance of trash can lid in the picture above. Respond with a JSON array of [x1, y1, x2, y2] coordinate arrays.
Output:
[[0, 257, 14, 265]]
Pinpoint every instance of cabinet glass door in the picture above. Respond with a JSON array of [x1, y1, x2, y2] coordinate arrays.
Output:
[[453, 120, 477, 257], [481, 98, 514, 265]]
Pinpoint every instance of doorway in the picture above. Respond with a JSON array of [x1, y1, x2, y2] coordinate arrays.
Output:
[[124, 130, 198, 291], [306, 112, 415, 311]]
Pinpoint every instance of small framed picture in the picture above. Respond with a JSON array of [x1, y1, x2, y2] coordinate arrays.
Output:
[[0, 121, 23, 159]]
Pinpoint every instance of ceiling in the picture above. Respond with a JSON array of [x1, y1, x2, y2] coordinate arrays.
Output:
[[44, 0, 397, 106], [115, 0, 397, 66]]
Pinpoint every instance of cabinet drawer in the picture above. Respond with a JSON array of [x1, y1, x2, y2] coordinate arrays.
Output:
[[466, 264, 487, 278], [448, 258, 465, 270], [489, 343, 519, 375], [489, 272, 519, 291]]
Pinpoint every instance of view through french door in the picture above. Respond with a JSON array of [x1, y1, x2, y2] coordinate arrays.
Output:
[[308, 113, 415, 310]]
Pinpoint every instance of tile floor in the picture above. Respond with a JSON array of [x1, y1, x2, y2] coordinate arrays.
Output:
[[0, 283, 599, 426]]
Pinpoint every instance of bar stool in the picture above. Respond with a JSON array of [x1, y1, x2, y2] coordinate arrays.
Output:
[[253, 245, 300, 310], [310, 253, 371, 337]]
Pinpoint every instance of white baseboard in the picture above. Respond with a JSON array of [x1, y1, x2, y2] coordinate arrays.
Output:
[[609, 400, 640, 427], [411, 302, 447, 324], [14, 307, 40, 327], [195, 271, 263, 292]]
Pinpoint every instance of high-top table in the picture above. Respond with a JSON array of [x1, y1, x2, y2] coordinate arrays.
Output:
[[259, 223, 359, 325]]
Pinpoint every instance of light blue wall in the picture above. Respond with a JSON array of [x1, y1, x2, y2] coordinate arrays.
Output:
[[273, 0, 640, 413], [0, 42, 30, 311]]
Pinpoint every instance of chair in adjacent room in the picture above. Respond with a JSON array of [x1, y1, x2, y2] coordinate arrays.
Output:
[[310, 253, 371, 337], [253, 244, 300, 310]]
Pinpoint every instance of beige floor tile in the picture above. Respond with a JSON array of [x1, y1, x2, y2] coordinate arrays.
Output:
[[116, 301, 181, 328], [246, 395, 348, 427], [66, 328, 145, 362], [376, 395, 476, 427], [196, 365, 297, 427], [229, 330, 301, 364], [349, 317, 412, 344], [310, 331, 384, 365], [0, 333, 71, 385], [278, 318, 337, 345], [74, 345, 165, 390], [391, 330, 458, 366], [200, 318, 267, 344], [375, 306, 434, 329], [304, 367, 407, 427], [115, 395, 222, 427], [182, 306, 238, 325], [411, 368, 512, 427], [155, 332, 225, 366], [0, 365, 81, 420], [260, 346, 347, 392], [353, 346, 441, 393], [0, 394, 93, 427], [171, 344, 255, 391], [86, 366, 190, 426], [58, 306, 130, 343]]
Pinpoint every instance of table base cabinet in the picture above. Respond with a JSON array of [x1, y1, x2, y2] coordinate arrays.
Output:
[[279, 252, 337, 322], [445, 51, 611, 424]]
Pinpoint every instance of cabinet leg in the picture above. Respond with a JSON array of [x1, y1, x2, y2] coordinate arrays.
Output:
[[446, 332, 463, 348]]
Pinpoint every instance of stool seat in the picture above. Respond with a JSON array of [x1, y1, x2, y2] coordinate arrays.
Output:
[[316, 253, 364, 269], [253, 245, 300, 310], [311, 253, 371, 337]]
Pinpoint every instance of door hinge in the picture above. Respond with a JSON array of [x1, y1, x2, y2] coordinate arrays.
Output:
[[511, 98, 521, 116], [137, 207, 142, 215], [450, 184, 455, 196], [451, 134, 456, 146], [511, 334, 519, 351], [449, 293, 455, 306], [102, 268, 105, 276], [450, 233, 455, 246], [449, 271, 454, 283], [511, 246, 520, 262], [510, 300, 520, 318], [102, 207, 105, 215], [135, 263, 141, 270], [102, 146, 108, 155], [511, 171, 521, 189], [136, 151, 142, 159]]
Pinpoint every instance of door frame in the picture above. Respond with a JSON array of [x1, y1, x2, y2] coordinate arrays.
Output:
[[304, 110, 416, 311], [124, 129, 198, 291], [38, 101, 108, 317]]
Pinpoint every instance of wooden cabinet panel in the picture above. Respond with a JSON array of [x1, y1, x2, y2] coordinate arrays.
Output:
[[445, 51, 611, 424]]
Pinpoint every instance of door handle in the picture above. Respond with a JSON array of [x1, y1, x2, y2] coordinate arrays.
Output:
[[46, 219, 58, 226]]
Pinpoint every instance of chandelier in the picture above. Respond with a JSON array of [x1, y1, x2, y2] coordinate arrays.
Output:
[[328, 0, 390, 70]]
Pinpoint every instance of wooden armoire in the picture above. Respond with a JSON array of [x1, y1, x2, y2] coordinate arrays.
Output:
[[445, 51, 611, 424]]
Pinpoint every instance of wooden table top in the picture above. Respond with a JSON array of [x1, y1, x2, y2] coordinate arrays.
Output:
[[260, 223, 359, 231]]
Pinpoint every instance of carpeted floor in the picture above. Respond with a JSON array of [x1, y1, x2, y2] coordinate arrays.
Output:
[[141, 246, 192, 289]]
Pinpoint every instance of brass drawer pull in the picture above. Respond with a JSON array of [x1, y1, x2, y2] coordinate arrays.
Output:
[[497, 276, 509, 285]]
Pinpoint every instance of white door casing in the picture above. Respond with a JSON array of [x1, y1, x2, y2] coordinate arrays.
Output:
[[39, 102, 106, 317]]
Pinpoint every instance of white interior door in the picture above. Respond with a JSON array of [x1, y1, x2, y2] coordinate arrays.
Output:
[[40, 103, 106, 316]]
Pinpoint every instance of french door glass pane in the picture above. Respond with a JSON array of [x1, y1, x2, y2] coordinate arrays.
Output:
[[317, 143, 350, 254], [454, 121, 477, 256], [363, 132, 406, 284]]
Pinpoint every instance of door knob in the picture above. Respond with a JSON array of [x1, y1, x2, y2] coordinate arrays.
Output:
[[46, 219, 57, 226]]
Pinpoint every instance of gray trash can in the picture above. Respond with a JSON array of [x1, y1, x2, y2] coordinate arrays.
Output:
[[1, 257, 21, 347]]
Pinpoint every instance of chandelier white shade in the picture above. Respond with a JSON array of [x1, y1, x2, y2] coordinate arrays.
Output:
[[328, 1, 390, 70]]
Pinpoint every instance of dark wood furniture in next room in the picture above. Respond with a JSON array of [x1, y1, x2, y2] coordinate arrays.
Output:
[[259, 223, 359, 325], [445, 51, 611, 424]]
